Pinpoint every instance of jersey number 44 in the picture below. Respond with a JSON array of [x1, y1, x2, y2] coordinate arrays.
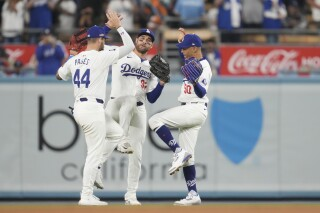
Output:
[[73, 69, 91, 88]]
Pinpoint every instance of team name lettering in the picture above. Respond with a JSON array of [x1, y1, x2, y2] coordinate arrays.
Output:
[[120, 63, 151, 79], [75, 58, 90, 66]]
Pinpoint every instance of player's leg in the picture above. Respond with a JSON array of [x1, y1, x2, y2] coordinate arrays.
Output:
[[174, 126, 202, 206], [73, 103, 108, 205], [117, 96, 137, 136], [148, 104, 207, 175], [94, 108, 134, 189], [124, 106, 146, 205]]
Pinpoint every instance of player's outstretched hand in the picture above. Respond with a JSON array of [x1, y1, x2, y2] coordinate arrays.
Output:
[[106, 10, 121, 29], [178, 28, 186, 43]]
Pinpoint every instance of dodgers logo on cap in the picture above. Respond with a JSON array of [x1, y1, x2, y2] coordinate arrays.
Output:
[[137, 28, 155, 42]]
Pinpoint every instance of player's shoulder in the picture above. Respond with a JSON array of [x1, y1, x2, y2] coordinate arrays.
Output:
[[119, 51, 140, 64], [141, 59, 150, 67], [200, 58, 211, 70]]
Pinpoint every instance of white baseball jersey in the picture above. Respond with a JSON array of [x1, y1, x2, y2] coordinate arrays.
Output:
[[178, 59, 212, 103], [58, 47, 120, 102], [109, 51, 158, 100]]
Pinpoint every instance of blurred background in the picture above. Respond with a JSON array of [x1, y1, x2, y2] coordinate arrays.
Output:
[[1, 0, 320, 201]]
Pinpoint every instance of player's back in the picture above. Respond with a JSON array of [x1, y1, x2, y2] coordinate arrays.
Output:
[[65, 48, 120, 102]]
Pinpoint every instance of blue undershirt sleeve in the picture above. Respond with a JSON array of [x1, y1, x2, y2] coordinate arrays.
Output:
[[193, 82, 206, 98], [147, 82, 164, 103]]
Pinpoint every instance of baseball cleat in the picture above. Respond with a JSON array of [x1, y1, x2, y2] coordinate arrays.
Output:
[[168, 149, 192, 175], [94, 169, 104, 190], [174, 190, 201, 206], [78, 195, 108, 206], [116, 142, 134, 154], [125, 198, 141, 205]]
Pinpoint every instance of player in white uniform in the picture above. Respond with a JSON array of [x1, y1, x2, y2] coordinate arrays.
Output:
[[98, 29, 166, 205], [56, 10, 135, 206], [148, 30, 213, 206]]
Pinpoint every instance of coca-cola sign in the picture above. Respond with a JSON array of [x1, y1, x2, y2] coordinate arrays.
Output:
[[220, 46, 320, 76]]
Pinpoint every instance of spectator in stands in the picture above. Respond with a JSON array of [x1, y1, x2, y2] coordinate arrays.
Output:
[[215, 0, 242, 42], [263, 0, 287, 43], [76, 0, 103, 28], [242, 0, 263, 28], [137, 0, 158, 28], [35, 29, 66, 75], [204, 39, 221, 75], [1, 0, 25, 43], [207, 2, 219, 32], [147, 0, 168, 29], [0, 47, 10, 76], [108, 0, 135, 31], [26, 0, 58, 44], [55, 0, 77, 32], [174, 0, 205, 28], [161, 0, 178, 27], [306, 0, 320, 28], [283, 0, 307, 29]]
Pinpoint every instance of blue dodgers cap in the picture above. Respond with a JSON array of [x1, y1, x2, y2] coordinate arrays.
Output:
[[176, 34, 202, 49], [87, 25, 105, 38], [137, 29, 155, 42]]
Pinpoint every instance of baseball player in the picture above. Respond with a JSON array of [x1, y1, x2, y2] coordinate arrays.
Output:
[[56, 10, 135, 206], [96, 29, 167, 205], [148, 28, 213, 206]]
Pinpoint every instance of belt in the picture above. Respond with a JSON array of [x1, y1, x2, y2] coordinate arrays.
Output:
[[80, 97, 104, 104], [181, 102, 207, 107], [110, 97, 143, 106]]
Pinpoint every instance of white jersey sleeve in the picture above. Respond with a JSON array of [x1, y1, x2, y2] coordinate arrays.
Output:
[[57, 59, 72, 81], [178, 59, 212, 103]]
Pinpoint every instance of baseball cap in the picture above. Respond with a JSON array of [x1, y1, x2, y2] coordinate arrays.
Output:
[[42, 28, 51, 36], [137, 29, 155, 42], [176, 34, 202, 49], [87, 25, 106, 39]]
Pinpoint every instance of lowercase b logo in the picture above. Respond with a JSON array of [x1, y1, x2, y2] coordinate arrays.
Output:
[[210, 98, 263, 164]]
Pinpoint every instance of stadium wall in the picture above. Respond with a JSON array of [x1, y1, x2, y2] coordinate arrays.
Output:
[[0, 77, 319, 199]]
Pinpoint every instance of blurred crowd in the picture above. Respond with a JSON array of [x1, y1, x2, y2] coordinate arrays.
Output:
[[0, 0, 319, 77]]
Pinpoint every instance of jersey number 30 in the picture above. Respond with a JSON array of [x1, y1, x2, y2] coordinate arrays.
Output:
[[73, 69, 91, 88], [184, 84, 192, 94]]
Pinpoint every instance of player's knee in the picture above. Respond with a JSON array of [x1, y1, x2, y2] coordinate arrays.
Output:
[[148, 114, 162, 131]]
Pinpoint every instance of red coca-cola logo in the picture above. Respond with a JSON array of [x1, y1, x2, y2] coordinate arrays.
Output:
[[228, 49, 299, 75], [220, 46, 320, 76]]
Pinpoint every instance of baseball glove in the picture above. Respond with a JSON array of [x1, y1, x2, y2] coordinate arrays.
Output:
[[149, 54, 170, 83], [181, 58, 203, 84], [68, 28, 88, 53]]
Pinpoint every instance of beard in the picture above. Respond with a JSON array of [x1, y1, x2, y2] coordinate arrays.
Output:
[[136, 44, 149, 54]]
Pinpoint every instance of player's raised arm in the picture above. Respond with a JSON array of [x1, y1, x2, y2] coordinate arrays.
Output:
[[106, 10, 134, 59]]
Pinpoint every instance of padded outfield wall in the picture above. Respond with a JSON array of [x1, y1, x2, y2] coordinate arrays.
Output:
[[0, 77, 320, 199]]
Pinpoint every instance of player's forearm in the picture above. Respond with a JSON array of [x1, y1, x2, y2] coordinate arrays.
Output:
[[117, 27, 135, 58], [193, 82, 206, 98], [147, 82, 164, 103]]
